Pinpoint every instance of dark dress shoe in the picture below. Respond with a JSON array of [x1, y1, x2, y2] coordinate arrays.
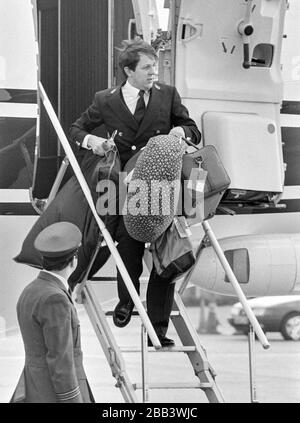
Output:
[[148, 335, 175, 347], [113, 300, 134, 328]]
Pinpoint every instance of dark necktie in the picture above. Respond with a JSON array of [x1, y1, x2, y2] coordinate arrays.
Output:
[[134, 90, 146, 124]]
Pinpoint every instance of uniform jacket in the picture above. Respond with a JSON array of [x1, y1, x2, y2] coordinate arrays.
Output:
[[10, 271, 94, 403], [69, 82, 201, 167]]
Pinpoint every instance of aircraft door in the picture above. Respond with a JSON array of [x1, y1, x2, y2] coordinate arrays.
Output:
[[174, 0, 288, 211]]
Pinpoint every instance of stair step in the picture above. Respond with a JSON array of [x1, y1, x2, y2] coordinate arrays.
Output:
[[121, 346, 196, 353], [133, 382, 213, 390], [90, 276, 117, 281], [105, 310, 180, 317]]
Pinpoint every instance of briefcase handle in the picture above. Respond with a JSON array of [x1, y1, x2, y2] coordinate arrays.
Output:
[[182, 136, 201, 151]]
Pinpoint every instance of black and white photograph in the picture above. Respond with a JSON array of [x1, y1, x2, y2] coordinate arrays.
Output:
[[0, 0, 300, 412]]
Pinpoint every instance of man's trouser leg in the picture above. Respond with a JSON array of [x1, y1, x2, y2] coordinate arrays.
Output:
[[115, 217, 145, 302], [146, 269, 176, 337]]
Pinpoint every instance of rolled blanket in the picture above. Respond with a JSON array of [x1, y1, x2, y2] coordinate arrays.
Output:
[[123, 134, 185, 243], [14, 150, 121, 288]]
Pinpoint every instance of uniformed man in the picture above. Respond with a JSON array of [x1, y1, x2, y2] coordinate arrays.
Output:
[[69, 39, 201, 346], [10, 222, 94, 403]]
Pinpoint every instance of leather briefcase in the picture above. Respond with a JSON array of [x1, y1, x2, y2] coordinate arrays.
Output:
[[181, 144, 231, 222]]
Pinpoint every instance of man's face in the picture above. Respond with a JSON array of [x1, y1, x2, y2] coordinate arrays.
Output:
[[125, 53, 157, 91]]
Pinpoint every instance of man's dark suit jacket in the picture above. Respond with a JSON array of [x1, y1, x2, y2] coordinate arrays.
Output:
[[69, 82, 201, 167], [10, 271, 94, 403]]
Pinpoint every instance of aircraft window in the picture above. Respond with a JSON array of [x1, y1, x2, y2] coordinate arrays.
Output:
[[0, 117, 36, 189], [224, 248, 249, 284], [0, 89, 37, 104], [251, 43, 273, 67]]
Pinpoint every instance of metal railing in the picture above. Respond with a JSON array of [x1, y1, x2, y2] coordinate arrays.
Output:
[[38, 81, 161, 349]]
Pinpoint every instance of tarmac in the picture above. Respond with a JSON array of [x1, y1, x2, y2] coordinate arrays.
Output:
[[1, 288, 300, 404], [0, 281, 232, 405]]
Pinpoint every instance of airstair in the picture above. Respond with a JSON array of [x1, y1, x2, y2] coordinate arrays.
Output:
[[76, 274, 225, 403], [38, 82, 270, 404]]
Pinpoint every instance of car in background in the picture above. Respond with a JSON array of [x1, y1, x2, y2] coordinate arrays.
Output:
[[228, 296, 300, 341]]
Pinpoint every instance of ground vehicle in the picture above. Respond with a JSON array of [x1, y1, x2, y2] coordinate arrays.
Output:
[[228, 295, 300, 340]]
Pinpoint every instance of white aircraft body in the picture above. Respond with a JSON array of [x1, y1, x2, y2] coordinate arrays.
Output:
[[0, 0, 299, 334]]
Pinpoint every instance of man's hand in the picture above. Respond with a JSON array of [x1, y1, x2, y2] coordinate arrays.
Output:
[[87, 135, 115, 156], [169, 127, 190, 151], [169, 126, 185, 138]]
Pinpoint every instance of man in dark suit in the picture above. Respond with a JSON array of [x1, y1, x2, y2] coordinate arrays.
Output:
[[69, 39, 201, 346], [10, 222, 94, 403]]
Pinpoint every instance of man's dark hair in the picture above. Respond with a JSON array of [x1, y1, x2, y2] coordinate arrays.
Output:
[[118, 38, 158, 77], [43, 250, 77, 272]]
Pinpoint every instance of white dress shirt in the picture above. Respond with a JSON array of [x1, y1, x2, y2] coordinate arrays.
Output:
[[121, 80, 150, 113], [82, 80, 150, 149]]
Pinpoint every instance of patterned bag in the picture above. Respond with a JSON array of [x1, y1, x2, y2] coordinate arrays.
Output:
[[123, 134, 185, 243]]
